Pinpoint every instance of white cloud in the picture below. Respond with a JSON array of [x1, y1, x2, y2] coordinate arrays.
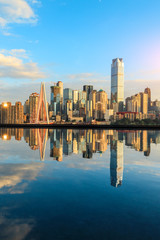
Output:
[[0, 49, 29, 59], [0, 0, 38, 28], [0, 163, 43, 194], [0, 50, 46, 80], [0, 216, 34, 240], [0, 17, 7, 27]]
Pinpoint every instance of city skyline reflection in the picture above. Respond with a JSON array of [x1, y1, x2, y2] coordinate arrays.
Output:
[[1, 128, 160, 188]]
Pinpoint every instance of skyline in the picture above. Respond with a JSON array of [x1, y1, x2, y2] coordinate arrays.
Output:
[[0, 0, 160, 103]]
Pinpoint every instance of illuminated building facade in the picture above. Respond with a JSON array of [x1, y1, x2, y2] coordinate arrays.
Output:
[[0, 102, 12, 124], [111, 58, 124, 111], [15, 102, 24, 124], [29, 93, 39, 123]]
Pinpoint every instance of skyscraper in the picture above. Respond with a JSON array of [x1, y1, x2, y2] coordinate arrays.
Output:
[[140, 92, 148, 115], [83, 85, 93, 100], [57, 81, 63, 100], [95, 90, 108, 120], [111, 58, 124, 111], [89, 90, 97, 119], [144, 87, 151, 110], [29, 93, 39, 123], [24, 99, 29, 115], [57, 81, 63, 112], [0, 102, 12, 124], [64, 88, 73, 113], [72, 90, 79, 110], [50, 86, 61, 115], [64, 88, 72, 102], [15, 102, 24, 124]]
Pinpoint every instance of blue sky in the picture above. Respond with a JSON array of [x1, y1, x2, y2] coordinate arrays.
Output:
[[0, 0, 160, 103]]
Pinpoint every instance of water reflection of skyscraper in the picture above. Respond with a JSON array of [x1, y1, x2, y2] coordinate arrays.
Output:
[[63, 129, 73, 156], [110, 134, 124, 188], [50, 129, 63, 161], [0, 128, 23, 141], [29, 129, 39, 150], [125, 130, 151, 156], [1, 128, 160, 164]]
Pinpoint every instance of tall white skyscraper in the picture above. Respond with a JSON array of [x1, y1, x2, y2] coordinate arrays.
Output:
[[111, 58, 124, 111]]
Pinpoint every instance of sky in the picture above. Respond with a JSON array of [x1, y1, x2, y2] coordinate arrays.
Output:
[[0, 0, 160, 103]]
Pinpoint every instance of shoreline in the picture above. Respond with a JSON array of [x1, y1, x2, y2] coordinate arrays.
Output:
[[0, 123, 160, 130]]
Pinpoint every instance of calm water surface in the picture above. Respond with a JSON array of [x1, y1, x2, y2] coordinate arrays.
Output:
[[0, 128, 160, 240]]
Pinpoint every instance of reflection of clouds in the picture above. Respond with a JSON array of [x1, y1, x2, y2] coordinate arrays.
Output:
[[66, 162, 109, 171], [0, 135, 45, 162], [125, 144, 160, 167], [0, 216, 34, 240], [57, 153, 110, 171], [123, 145, 160, 177], [0, 163, 43, 194]]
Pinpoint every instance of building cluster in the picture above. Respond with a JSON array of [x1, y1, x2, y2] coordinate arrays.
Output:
[[0, 58, 160, 124], [1, 128, 160, 187], [0, 102, 24, 124], [49, 83, 108, 122]]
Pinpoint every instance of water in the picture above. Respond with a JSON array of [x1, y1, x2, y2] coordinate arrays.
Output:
[[0, 128, 160, 240]]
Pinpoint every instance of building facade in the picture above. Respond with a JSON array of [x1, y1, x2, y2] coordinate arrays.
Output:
[[29, 93, 39, 123], [111, 58, 124, 111], [83, 85, 93, 100]]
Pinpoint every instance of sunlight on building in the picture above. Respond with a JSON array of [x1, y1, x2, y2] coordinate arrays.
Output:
[[3, 103, 8, 108], [2, 134, 8, 140]]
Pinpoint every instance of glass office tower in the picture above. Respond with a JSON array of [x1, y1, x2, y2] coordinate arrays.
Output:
[[111, 58, 124, 111]]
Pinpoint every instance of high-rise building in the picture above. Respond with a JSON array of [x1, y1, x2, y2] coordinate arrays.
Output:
[[65, 100, 72, 119], [86, 100, 92, 122], [29, 93, 39, 123], [24, 99, 29, 115], [72, 90, 79, 110], [83, 85, 93, 100], [50, 86, 61, 115], [0, 102, 23, 124], [11, 105, 15, 124], [57, 81, 63, 100], [64, 88, 72, 102], [57, 81, 63, 112], [0, 102, 12, 124], [111, 58, 124, 111], [144, 87, 151, 110], [95, 90, 108, 120], [64, 88, 73, 113], [140, 92, 148, 115], [24, 99, 30, 123], [78, 91, 87, 109], [15, 102, 24, 124], [89, 90, 97, 119]]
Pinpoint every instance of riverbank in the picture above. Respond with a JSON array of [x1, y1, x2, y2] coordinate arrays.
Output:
[[1, 123, 160, 130]]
